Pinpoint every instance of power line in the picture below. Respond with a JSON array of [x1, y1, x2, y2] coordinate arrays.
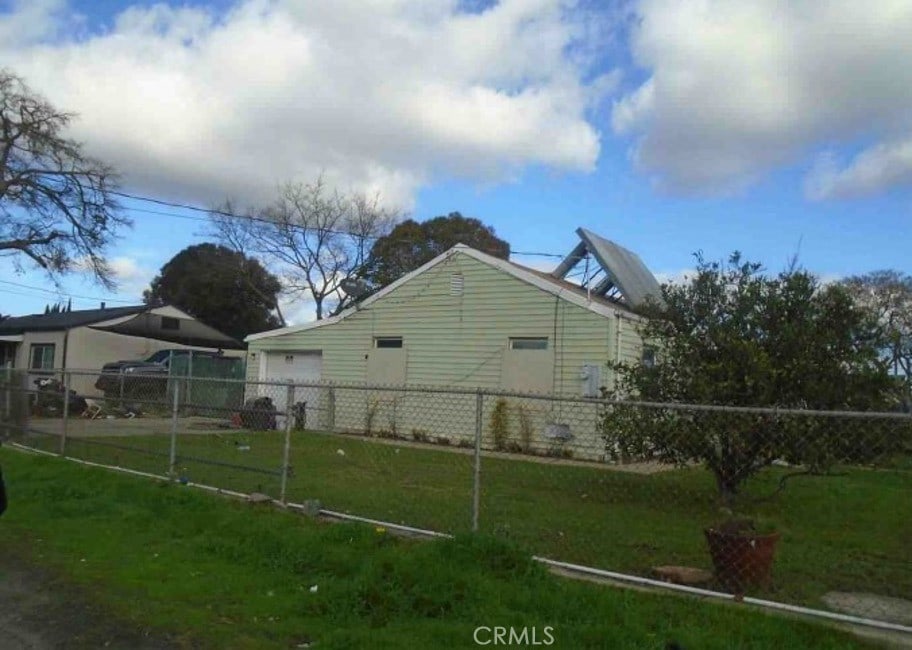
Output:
[[127, 205, 211, 224], [0, 287, 40, 301], [1, 187, 565, 311], [111, 190, 384, 240], [0, 279, 138, 305], [112, 189, 567, 259], [511, 251, 564, 259]]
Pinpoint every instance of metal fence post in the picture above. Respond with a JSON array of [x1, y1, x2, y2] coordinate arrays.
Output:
[[3, 362, 11, 437], [280, 383, 295, 504], [327, 385, 336, 432], [60, 371, 70, 456], [187, 350, 193, 408], [169, 383, 180, 478], [473, 389, 483, 532], [118, 370, 125, 403]]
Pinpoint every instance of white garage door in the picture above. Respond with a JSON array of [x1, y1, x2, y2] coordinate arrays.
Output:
[[264, 351, 322, 427], [266, 351, 323, 384]]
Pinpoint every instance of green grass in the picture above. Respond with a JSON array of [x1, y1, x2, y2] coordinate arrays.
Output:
[[21, 427, 912, 611], [0, 448, 883, 649]]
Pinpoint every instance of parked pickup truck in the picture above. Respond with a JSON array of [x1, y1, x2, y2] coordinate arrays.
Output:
[[95, 349, 223, 399]]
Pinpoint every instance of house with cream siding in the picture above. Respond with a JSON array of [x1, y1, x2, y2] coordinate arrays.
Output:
[[245, 231, 660, 460], [0, 304, 244, 396]]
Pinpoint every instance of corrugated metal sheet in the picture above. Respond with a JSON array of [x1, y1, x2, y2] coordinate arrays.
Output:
[[551, 228, 661, 309], [577, 228, 661, 309]]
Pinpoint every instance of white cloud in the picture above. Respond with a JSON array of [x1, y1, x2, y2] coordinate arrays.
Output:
[[612, 0, 912, 196], [806, 139, 912, 200], [509, 255, 557, 274], [654, 268, 693, 286], [816, 272, 843, 287], [107, 256, 154, 298], [277, 293, 315, 326], [0, 0, 606, 209], [0, 0, 73, 47]]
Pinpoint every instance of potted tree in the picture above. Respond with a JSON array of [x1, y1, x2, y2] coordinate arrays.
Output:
[[704, 515, 779, 592], [599, 253, 897, 593]]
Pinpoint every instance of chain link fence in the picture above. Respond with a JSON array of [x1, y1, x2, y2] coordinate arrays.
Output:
[[1, 366, 910, 629]]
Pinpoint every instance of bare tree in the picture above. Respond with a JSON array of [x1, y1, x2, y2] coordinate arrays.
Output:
[[210, 177, 398, 320], [0, 69, 129, 288], [841, 270, 912, 385], [207, 199, 288, 327]]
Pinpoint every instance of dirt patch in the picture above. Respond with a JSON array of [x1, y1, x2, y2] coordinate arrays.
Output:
[[0, 550, 190, 650]]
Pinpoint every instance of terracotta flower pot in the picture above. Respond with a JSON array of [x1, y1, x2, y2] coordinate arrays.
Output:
[[704, 521, 780, 593]]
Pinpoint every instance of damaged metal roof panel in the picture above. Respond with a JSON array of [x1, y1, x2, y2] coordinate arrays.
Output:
[[552, 228, 662, 309]]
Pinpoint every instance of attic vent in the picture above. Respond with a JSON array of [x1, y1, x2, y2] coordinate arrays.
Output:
[[450, 273, 464, 296]]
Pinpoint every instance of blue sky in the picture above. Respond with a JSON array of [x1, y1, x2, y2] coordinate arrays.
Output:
[[2, 0, 911, 322]]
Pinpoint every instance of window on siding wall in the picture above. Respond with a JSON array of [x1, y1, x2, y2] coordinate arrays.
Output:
[[29, 344, 55, 370], [509, 337, 548, 350], [374, 337, 403, 349], [161, 317, 181, 331], [641, 346, 657, 368]]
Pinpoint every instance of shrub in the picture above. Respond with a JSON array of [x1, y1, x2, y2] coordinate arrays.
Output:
[[490, 398, 509, 451]]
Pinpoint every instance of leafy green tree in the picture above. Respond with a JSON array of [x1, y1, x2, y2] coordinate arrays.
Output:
[[0, 70, 129, 288], [601, 253, 897, 504], [360, 212, 510, 290], [144, 244, 282, 340]]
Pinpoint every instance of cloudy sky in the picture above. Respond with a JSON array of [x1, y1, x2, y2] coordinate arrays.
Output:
[[2, 0, 911, 322]]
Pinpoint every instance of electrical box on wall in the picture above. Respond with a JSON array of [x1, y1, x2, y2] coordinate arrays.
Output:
[[580, 363, 601, 398]]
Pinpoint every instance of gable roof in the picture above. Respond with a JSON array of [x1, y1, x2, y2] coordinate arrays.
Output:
[[246, 244, 645, 343], [0, 305, 147, 334]]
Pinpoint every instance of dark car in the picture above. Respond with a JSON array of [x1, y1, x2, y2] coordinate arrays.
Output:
[[95, 349, 223, 399]]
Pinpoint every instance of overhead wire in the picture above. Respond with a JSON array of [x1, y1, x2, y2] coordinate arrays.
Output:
[[0, 279, 138, 309], [1, 189, 568, 312], [112, 189, 567, 259]]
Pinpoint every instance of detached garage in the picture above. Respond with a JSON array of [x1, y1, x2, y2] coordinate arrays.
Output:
[[244, 230, 660, 455]]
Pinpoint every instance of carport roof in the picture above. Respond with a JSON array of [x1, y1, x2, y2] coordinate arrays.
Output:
[[0, 305, 147, 334], [0, 305, 245, 350]]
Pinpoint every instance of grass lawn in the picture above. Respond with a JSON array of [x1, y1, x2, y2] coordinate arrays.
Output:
[[0, 447, 886, 649], [21, 426, 912, 614]]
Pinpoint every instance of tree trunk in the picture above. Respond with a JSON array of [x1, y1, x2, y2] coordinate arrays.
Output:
[[713, 469, 739, 508]]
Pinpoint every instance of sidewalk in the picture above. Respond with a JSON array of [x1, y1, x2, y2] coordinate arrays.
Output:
[[0, 551, 180, 650]]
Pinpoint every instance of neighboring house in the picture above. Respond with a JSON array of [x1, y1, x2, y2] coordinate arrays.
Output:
[[244, 228, 661, 458], [0, 303, 244, 396]]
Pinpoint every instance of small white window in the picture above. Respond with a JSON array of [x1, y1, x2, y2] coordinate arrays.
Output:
[[509, 337, 548, 350], [374, 337, 403, 349], [450, 273, 464, 296]]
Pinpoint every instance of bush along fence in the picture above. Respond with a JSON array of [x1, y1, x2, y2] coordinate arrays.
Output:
[[2, 367, 911, 631]]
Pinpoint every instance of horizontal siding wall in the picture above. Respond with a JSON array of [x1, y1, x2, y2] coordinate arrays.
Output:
[[248, 251, 646, 456], [245, 351, 260, 385], [250, 252, 642, 395], [617, 316, 647, 365]]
